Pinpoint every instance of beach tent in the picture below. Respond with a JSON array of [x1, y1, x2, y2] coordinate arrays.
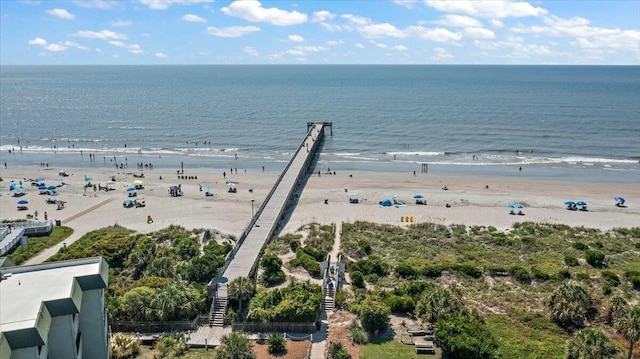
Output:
[[380, 199, 393, 207]]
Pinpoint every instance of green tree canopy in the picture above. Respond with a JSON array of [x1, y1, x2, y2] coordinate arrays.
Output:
[[215, 332, 256, 359], [547, 282, 594, 329], [415, 286, 464, 324], [565, 328, 620, 359], [434, 310, 498, 359]]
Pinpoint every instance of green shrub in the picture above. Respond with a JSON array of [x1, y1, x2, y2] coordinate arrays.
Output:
[[260, 254, 285, 286], [357, 239, 372, 255], [532, 267, 551, 281], [154, 335, 188, 359], [351, 271, 365, 288], [600, 270, 620, 287], [455, 264, 483, 279], [509, 266, 531, 283], [558, 269, 571, 279], [564, 254, 579, 267], [576, 272, 591, 282], [422, 265, 444, 278], [384, 295, 415, 313], [395, 262, 418, 278], [224, 308, 237, 325], [350, 255, 390, 277], [585, 250, 605, 267], [625, 270, 640, 289], [602, 283, 612, 296], [572, 242, 589, 250], [290, 248, 321, 277], [267, 334, 286, 354], [350, 326, 369, 344], [487, 266, 509, 277], [329, 342, 351, 359]]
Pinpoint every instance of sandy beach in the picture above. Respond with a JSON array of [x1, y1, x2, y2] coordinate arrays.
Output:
[[1, 165, 638, 264]]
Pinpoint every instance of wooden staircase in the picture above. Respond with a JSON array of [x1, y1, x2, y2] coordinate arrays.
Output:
[[209, 284, 228, 327], [323, 287, 335, 312]]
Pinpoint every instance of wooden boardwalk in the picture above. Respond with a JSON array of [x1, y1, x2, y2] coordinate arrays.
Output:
[[221, 123, 326, 283], [212, 123, 328, 306]]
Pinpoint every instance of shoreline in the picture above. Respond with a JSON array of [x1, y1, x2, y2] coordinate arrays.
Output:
[[1, 164, 639, 264]]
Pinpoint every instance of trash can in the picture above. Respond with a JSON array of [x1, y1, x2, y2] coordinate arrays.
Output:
[[55, 219, 61, 226]]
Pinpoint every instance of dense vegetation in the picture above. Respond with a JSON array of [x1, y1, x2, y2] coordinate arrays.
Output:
[[47, 225, 232, 322], [8, 226, 73, 264], [337, 221, 640, 359], [247, 281, 322, 322]]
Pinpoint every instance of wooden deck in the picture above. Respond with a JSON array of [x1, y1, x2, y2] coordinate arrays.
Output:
[[185, 326, 231, 347], [216, 123, 327, 292]]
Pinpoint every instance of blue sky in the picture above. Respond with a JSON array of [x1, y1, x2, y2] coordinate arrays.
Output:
[[1, 0, 639, 65]]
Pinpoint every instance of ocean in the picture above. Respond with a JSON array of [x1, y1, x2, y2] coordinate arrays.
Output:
[[1, 65, 639, 182]]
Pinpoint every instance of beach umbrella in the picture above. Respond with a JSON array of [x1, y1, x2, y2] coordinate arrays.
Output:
[[413, 194, 424, 199], [47, 185, 57, 190], [348, 192, 358, 197], [35, 177, 45, 182], [514, 204, 524, 209], [133, 180, 143, 185], [17, 199, 29, 205], [9, 183, 19, 191], [576, 201, 587, 206], [227, 182, 236, 187], [204, 186, 212, 191], [380, 199, 393, 207], [127, 187, 136, 192], [614, 196, 625, 204], [50, 192, 59, 197], [564, 200, 575, 206], [84, 176, 93, 182], [38, 185, 47, 190], [507, 204, 516, 208]]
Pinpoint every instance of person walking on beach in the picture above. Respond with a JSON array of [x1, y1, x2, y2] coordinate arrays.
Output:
[[44, 212, 48, 221]]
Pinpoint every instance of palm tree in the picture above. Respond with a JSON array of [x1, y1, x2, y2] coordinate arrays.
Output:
[[228, 277, 256, 320], [609, 296, 640, 359], [215, 332, 256, 359], [565, 328, 620, 359], [547, 281, 593, 328], [415, 287, 463, 324], [608, 294, 628, 326]]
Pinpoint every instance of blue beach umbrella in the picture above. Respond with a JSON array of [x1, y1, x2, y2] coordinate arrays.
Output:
[[47, 185, 57, 190], [204, 186, 212, 192], [413, 194, 424, 199], [84, 176, 93, 182], [127, 187, 136, 192], [35, 177, 45, 182], [514, 204, 524, 209], [348, 192, 358, 197], [614, 196, 625, 204], [576, 201, 587, 206], [380, 199, 393, 207], [17, 199, 29, 205], [50, 192, 60, 197], [38, 185, 47, 190], [564, 200, 575, 206], [507, 204, 516, 208]]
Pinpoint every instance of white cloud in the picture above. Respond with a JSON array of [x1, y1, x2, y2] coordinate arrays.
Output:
[[46, 8, 75, 20], [111, 20, 132, 27], [44, 44, 67, 52], [243, 46, 259, 56], [393, 45, 408, 51], [109, 41, 143, 54], [155, 52, 168, 58], [435, 14, 482, 28], [288, 35, 304, 42], [206, 26, 261, 38], [292, 46, 328, 52], [181, 14, 206, 22], [464, 27, 495, 39], [393, 0, 419, 9], [72, 0, 118, 9], [341, 14, 370, 26], [62, 41, 89, 50], [355, 43, 365, 49], [407, 26, 462, 42], [361, 23, 406, 38], [139, 0, 214, 10], [431, 47, 453, 60], [424, 0, 547, 19], [490, 19, 505, 28], [327, 40, 344, 46], [221, 0, 307, 26], [28, 37, 47, 46], [376, 43, 388, 48], [513, 15, 640, 51], [74, 29, 128, 40], [311, 10, 335, 23]]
